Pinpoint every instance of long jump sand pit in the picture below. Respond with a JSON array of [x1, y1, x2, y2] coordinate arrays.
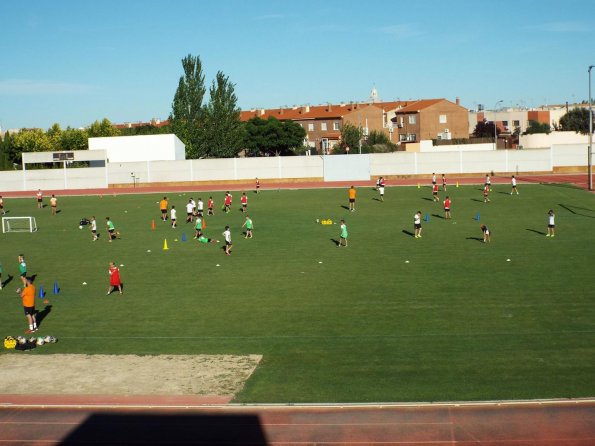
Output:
[[0, 354, 262, 397]]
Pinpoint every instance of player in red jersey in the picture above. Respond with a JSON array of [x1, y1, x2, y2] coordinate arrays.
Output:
[[443, 196, 452, 219]]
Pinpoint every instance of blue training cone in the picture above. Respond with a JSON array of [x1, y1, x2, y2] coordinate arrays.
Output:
[[475, 212, 480, 221], [424, 213, 429, 222], [181, 232, 187, 242], [53, 281, 59, 295], [38, 286, 46, 298]]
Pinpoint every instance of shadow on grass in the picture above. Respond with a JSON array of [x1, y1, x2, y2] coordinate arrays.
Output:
[[421, 197, 433, 202], [36, 305, 52, 328], [330, 238, 339, 246], [497, 191, 512, 195], [559, 203, 595, 218], [372, 197, 382, 202], [2, 274, 14, 288], [526, 228, 546, 235], [402, 230, 415, 238], [470, 198, 483, 202], [340, 205, 350, 210], [432, 214, 445, 219], [466, 237, 484, 242]]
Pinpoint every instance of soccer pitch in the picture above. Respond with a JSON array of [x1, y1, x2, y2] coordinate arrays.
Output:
[[0, 183, 594, 403]]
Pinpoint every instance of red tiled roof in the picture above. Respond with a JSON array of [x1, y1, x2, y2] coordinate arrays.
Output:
[[394, 99, 446, 114]]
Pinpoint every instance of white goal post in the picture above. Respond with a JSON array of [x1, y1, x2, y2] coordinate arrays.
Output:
[[2, 217, 38, 233]]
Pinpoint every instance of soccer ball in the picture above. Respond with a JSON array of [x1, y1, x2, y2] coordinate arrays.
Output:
[[36, 337, 45, 346], [79, 225, 83, 229], [17, 336, 27, 344], [15, 288, 21, 294]]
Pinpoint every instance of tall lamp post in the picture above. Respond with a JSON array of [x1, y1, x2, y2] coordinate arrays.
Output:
[[493, 100, 503, 150], [588, 65, 593, 191]]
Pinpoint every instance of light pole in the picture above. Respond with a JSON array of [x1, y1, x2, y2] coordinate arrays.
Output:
[[493, 100, 503, 150], [588, 65, 593, 191]]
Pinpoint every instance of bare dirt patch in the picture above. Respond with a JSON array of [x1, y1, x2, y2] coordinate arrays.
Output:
[[0, 354, 262, 396]]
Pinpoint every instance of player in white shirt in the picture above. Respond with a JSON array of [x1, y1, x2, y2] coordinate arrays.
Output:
[[185, 200, 195, 223], [197, 198, 204, 217], [414, 211, 422, 238], [90, 216, 98, 241], [222, 225, 232, 255], [546, 209, 555, 237], [170, 206, 177, 228], [510, 176, 519, 195]]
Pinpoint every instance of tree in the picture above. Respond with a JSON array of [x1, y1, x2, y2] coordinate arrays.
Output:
[[524, 120, 551, 135], [47, 123, 62, 151], [336, 122, 363, 153], [243, 117, 306, 156], [201, 71, 244, 158], [60, 127, 89, 151], [473, 120, 497, 138], [364, 130, 398, 153], [169, 54, 206, 158], [559, 108, 590, 134], [87, 118, 120, 138]]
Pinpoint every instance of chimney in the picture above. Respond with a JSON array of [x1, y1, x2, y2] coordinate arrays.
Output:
[[301, 105, 310, 113], [327, 103, 332, 112], [259, 109, 265, 116], [279, 107, 284, 115], [455, 97, 460, 106]]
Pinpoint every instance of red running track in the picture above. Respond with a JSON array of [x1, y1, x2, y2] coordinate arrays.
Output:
[[0, 398, 594, 445]]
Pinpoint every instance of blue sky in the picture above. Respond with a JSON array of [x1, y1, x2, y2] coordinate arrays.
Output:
[[1, 0, 594, 130]]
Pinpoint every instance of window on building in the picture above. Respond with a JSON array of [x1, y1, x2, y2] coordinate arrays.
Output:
[[321, 122, 327, 131], [400, 133, 417, 142], [408, 115, 416, 125], [439, 114, 447, 124], [513, 120, 520, 127], [333, 121, 340, 131], [308, 123, 314, 131], [502, 121, 509, 127]]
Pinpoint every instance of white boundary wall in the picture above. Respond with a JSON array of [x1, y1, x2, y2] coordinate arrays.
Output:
[[0, 145, 588, 192]]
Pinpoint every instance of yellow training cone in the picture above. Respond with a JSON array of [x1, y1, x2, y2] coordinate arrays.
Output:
[[163, 239, 169, 250], [417, 183, 420, 189], [456, 181, 459, 188]]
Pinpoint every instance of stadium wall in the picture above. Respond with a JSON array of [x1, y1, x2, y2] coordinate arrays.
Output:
[[0, 146, 587, 191]]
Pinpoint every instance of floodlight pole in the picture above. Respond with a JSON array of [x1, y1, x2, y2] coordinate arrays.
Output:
[[493, 100, 503, 150], [588, 65, 593, 191]]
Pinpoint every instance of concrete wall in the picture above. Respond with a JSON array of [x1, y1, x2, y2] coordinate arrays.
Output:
[[89, 134, 185, 162], [0, 145, 588, 192], [520, 131, 590, 149]]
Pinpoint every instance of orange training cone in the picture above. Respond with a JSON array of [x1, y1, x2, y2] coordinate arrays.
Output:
[[163, 239, 169, 250], [151, 220, 155, 231]]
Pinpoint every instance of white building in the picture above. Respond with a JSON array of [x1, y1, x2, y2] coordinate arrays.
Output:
[[88, 134, 185, 163]]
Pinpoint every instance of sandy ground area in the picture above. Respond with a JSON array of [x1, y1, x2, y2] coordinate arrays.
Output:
[[0, 354, 262, 396]]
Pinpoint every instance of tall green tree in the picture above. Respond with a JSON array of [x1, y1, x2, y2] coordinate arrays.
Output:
[[473, 120, 497, 138], [559, 108, 591, 134], [336, 122, 364, 153], [201, 71, 244, 158], [169, 54, 206, 158], [60, 127, 89, 151], [87, 118, 120, 138]]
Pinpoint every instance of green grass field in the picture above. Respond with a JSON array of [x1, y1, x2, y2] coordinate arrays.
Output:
[[1, 183, 594, 403]]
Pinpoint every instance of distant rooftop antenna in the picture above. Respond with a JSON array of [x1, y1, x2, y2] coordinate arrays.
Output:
[[370, 85, 379, 103]]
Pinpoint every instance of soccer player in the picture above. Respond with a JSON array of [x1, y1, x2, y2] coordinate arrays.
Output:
[[443, 196, 452, 219], [240, 192, 248, 213], [197, 198, 204, 217], [170, 205, 177, 228], [546, 209, 555, 237], [511, 175, 519, 195], [105, 217, 117, 242], [255, 178, 260, 194], [107, 261, 123, 295], [185, 199, 195, 223], [432, 183, 439, 202], [90, 216, 98, 241], [159, 196, 168, 221], [337, 219, 348, 247], [483, 184, 490, 203], [207, 196, 214, 216], [50, 194, 57, 215], [36, 189, 43, 208], [485, 174, 491, 191], [242, 215, 254, 239], [348, 186, 356, 211], [431, 173, 436, 186], [0, 195, 5, 214], [222, 225, 232, 255], [197, 234, 219, 245], [19, 277, 37, 333], [442, 174, 447, 191], [18, 254, 27, 287], [414, 211, 422, 238], [378, 177, 385, 202], [193, 215, 204, 239], [480, 224, 491, 243], [224, 192, 232, 213]]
